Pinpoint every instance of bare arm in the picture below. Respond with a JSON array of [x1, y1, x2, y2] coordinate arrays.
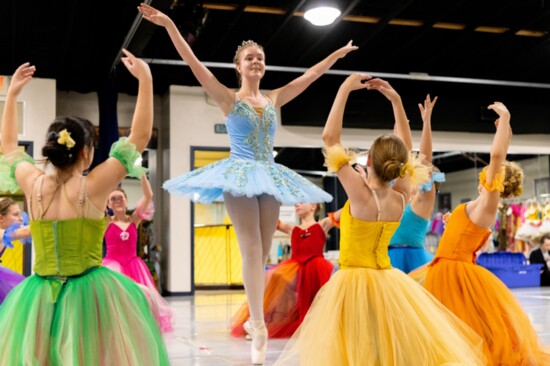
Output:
[[468, 102, 512, 228], [418, 95, 437, 163], [87, 50, 154, 201], [322, 74, 373, 204], [132, 175, 154, 224], [365, 79, 412, 198], [276, 220, 295, 236], [267, 41, 358, 108], [318, 209, 341, 234], [1, 63, 44, 195], [410, 95, 438, 219], [366, 78, 412, 150], [138, 3, 234, 113]]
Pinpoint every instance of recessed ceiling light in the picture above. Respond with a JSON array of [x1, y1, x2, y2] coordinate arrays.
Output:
[[304, 6, 341, 26]]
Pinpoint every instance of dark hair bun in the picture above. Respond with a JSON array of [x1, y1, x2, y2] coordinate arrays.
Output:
[[42, 116, 96, 169]]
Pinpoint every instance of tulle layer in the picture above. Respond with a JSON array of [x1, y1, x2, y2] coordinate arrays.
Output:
[[388, 246, 434, 273], [274, 267, 486, 366], [425, 258, 550, 366], [0, 267, 169, 365], [231, 257, 333, 338], [103, 257, 173, 332], [163, 158, 332, 204], [0, 265, 25, 304]]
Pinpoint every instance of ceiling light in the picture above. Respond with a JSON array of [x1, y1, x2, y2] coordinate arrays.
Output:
[[304, 5, 341, 26]]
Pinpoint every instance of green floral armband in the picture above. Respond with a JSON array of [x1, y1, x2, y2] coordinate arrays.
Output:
[[108, 137, 148, 178], [0, 150, 35, 193]]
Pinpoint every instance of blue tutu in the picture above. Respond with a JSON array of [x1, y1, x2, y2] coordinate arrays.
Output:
[[388, 203, 433, 273], [164, 98, 332, 205], [388, 247, 433, 273]]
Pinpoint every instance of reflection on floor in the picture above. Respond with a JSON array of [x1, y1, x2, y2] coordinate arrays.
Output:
[[164, 288, 550, 365]]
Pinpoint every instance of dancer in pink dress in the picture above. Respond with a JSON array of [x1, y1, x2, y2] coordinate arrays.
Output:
[[103, 175, 173, 332]]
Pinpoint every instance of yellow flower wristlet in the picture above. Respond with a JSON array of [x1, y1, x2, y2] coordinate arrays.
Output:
[[323, 144, 356, 173], [57, 129, 76, 149], [479, 168, 505, 192]]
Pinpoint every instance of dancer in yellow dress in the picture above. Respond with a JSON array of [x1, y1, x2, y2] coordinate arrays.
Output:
[[274, 74, 486, 365]]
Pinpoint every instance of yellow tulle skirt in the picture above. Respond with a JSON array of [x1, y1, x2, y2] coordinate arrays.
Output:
[[422, 258, 550, 366], [274, 267, 486, 366]]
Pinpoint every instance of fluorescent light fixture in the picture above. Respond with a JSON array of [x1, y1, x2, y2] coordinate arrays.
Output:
[[304, 6, 341, 26]]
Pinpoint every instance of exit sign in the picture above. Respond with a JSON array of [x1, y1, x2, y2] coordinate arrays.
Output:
[[214, 124, 227, 134]]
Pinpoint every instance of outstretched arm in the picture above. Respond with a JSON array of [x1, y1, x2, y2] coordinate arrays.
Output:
[[365, 78, 412, 150], [418, 95, 437, 164], [468, 102, 512, 228], [267, 41, 358, 108], [138, 3, 234, 113], [1, 63, 34, 154], [366, 79, 413, 198], [276, 220, 295, 236], [322, 74, 372, 204], [1, 63, 43, 195], [88, 50, 154, 200], [132, 175, 154, 225]]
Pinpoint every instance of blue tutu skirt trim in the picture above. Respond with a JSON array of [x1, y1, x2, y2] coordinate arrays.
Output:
[[163, 158, 333, 205], [388, 246, 434, 273]]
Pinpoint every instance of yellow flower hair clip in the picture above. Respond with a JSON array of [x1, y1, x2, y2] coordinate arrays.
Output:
[[57, 129, 76, 149]]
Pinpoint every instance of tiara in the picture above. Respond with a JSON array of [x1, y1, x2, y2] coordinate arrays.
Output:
[[235, 40, 260, 57]]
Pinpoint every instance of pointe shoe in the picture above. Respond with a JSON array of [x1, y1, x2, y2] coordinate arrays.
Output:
[[244, 319, 267, 365]]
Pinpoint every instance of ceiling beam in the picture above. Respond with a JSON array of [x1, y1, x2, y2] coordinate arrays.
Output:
[[386, 0, 469, 63], [355, 0, 415, 49], [417, 0, 519, 71], [451, 2, 550, 75], [264, 0, 308, 49]]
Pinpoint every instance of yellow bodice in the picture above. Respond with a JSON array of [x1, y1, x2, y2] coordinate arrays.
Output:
[[338, 201, 400, 269], [30, 218, 106, 277]]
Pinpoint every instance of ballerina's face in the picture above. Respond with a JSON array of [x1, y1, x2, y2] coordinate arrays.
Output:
[[108, 191, 128, 212], [236, 46, 265, 81], [295, 203, 317, 218], [0, 204, 22, 229]]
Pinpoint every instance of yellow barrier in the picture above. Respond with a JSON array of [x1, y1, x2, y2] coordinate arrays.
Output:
[[2, 240, 24, 275], [194, 225, 243, 286]]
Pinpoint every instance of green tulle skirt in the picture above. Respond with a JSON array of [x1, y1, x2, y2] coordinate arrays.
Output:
[[0, 267, 169, 365]]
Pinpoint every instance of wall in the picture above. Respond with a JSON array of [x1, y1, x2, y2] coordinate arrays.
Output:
[[6, 78, 550, 293], [442, 155, 550, 209]]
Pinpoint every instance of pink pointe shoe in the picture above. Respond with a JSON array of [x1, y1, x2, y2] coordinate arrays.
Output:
[[243, 319, 267, 365]]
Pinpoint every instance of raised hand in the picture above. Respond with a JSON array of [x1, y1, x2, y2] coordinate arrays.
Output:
[[121, 49, 152, 81], [418, 94, 438, 124], [335, 40, 359, 59], [487, 101, 510, 125], [7, 63, 35, 97], [138, 3, 172, 27], [365, 78, 400, 103], [342, 73, 371, 92]]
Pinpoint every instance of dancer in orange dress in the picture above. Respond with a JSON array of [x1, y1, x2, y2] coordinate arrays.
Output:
[[230, 203, 337, 338], [411, 102, 550, 365]]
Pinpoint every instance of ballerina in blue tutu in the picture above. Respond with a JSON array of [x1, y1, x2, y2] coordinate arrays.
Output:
[[388, 95, 445, 273], [138, 3, 357, 364]]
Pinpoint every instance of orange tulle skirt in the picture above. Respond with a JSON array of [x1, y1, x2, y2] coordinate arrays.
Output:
[[422, 258, 550, 365], [231, 256, 333, 338]]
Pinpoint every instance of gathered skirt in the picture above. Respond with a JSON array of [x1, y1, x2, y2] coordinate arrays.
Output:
[[0, 267, 169, 365]]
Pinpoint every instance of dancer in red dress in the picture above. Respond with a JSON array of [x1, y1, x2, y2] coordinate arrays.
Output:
[[231, 203, 337, 338]]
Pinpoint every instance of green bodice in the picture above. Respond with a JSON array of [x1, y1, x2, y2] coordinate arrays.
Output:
[[30, 218, 106, 277]]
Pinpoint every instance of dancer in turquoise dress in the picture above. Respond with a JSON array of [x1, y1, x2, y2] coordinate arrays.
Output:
[[388, 95, 444, 272], [139, 3, 357, 364], [0, 52, 168, 365]]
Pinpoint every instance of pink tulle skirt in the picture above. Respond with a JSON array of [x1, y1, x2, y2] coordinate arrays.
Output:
[[103, 256, 173, 332]]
